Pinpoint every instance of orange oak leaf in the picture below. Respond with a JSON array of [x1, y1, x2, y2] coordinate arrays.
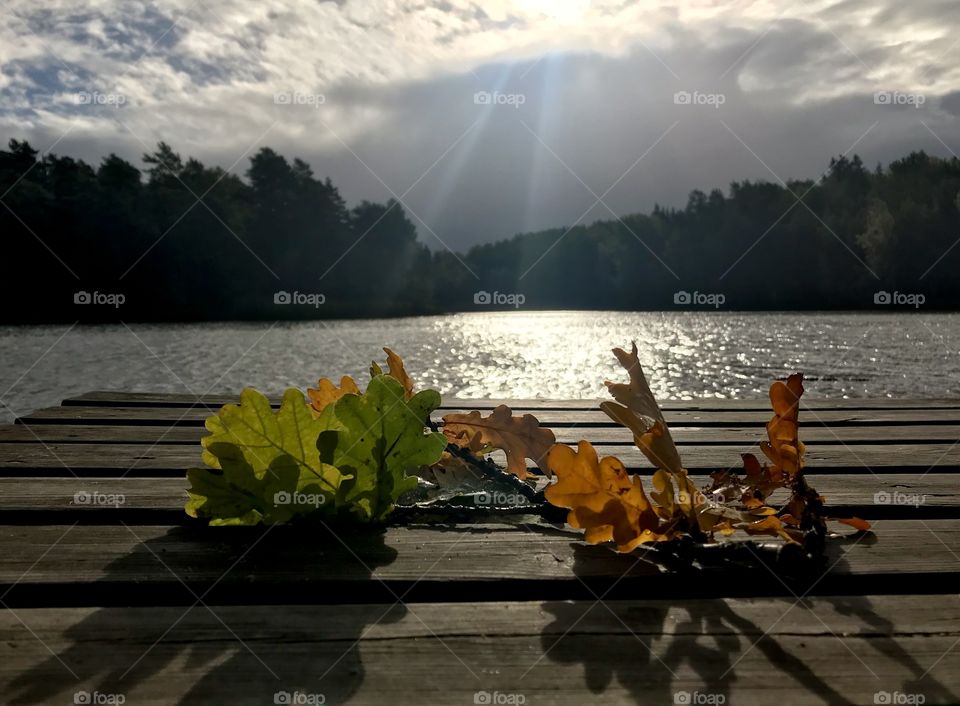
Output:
[[741, 451, 787, 499], [306, 375, 359, 417], [370, 347, 415, 400], [383, 347, 414, 400], [441, 405, 556, 480], [761, 373, 805, 477], [443, 428, 485, 454], [544, 441, 671, 552], [601, 342, 682, 472], [835, 516, 872, 532], [734, 514, 802, 543]]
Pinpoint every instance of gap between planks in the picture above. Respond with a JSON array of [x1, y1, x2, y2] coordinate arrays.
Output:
[[20, 405, 960, 426], [1, 442, 959, 475], [62, 390, 960, 411]]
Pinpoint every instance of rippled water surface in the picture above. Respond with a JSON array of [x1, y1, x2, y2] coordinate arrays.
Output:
[[2, 312, 960, 422]]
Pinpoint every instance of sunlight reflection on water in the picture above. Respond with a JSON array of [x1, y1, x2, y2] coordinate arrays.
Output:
[[1, 311, 959, 422]]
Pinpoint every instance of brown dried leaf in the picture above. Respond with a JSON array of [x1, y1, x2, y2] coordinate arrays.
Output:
[[602, 342, 682, 472], [441, 405, 556, 480]]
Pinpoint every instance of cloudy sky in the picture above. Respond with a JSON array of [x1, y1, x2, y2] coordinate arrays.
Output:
[[2, 0, 959, 250]]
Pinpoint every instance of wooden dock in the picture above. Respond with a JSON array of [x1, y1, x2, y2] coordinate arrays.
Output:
[[1, 392, 959, 705]]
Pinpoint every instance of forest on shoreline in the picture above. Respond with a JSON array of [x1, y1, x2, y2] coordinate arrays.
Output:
[[2, 138, 959, 322]]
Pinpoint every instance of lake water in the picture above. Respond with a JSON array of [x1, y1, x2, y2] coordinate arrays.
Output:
[[2, 311, 959, 422]]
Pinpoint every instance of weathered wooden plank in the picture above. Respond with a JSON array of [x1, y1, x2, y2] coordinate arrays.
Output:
[[4, 422, 960, 445], [62, 389, 960, 411], [0, 424, 206, 444], [0, 475, 953, 521], [1, 596, 958, 706], [0, 442, 958, 475], [0, 521, 957, 606], [22, 405, 960, 427]]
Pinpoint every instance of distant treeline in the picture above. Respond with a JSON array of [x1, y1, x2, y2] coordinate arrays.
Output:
[[2, 138, 959, 322]]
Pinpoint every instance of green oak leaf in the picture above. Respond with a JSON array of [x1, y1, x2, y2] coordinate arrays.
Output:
[[186, 387, 346, 524], [326, 374, 446, 520], [185, 461, 298, 525]]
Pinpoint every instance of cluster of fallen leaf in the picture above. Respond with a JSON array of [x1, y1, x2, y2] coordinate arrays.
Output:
[[186, 349, 446, 525], [187, 344, 870, 554], [545, 343, 870, 552]]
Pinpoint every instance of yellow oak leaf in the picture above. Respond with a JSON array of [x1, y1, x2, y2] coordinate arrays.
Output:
[[544, 441, 672, 552]]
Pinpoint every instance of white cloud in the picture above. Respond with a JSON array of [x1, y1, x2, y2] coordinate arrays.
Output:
[[1, 0, 958, 248]]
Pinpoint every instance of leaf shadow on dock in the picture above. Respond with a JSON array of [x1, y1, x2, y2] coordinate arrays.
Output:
[[533, 541, 958, 705], [6, 524, 403, 705]]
